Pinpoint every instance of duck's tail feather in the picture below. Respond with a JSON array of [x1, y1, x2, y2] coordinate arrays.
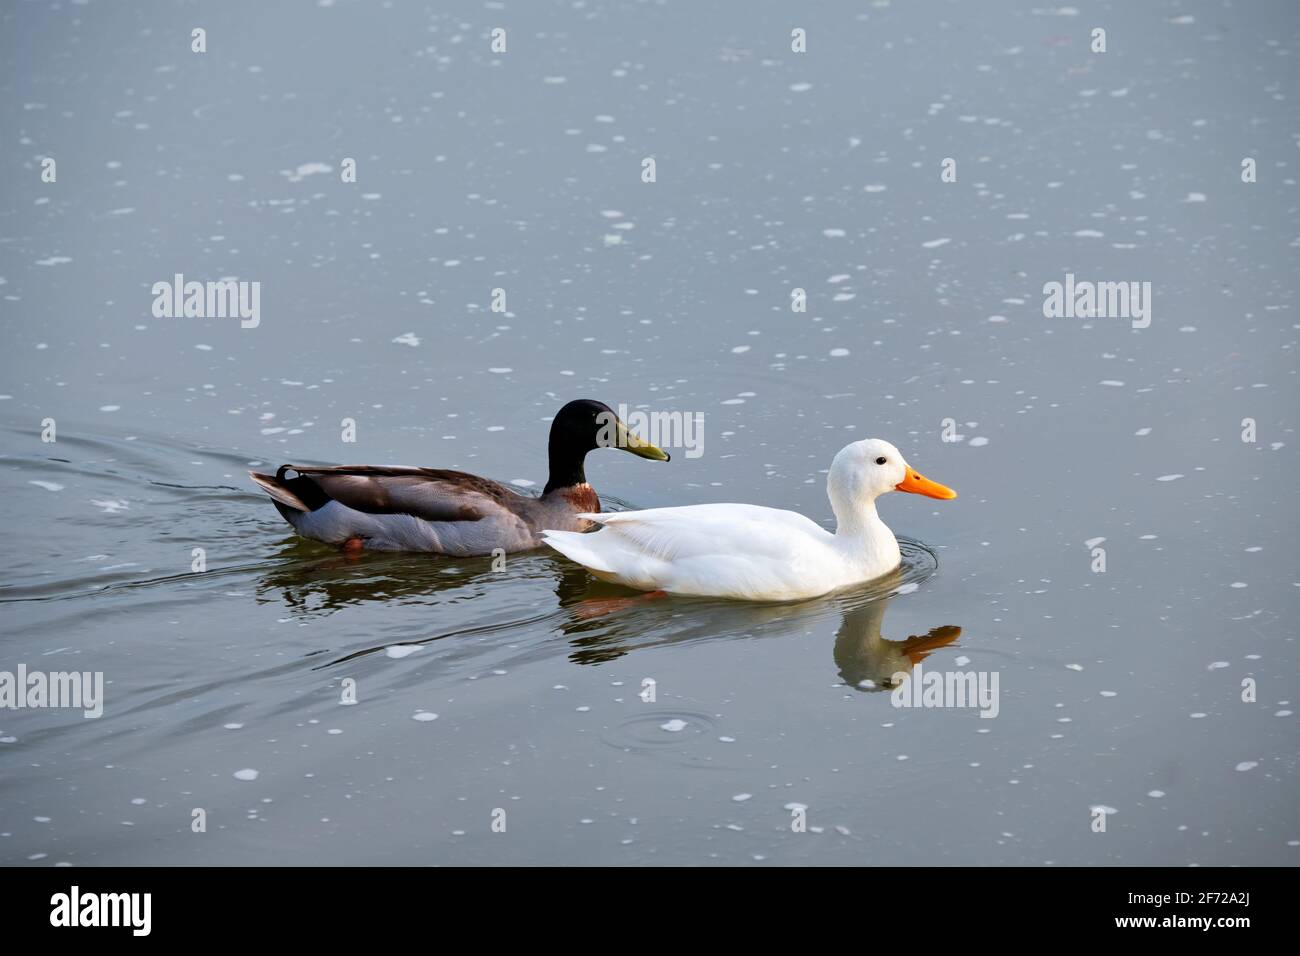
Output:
[[249, 470, 311, 513], [540, 529, 619, 574]]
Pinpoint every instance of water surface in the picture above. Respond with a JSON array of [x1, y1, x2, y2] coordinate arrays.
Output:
[[1, 0, 1297, 865]]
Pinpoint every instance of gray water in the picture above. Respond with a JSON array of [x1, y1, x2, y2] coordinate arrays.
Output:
[[1, 0, 1297, 866]]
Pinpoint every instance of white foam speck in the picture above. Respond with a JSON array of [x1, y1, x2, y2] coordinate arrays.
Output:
[[233, 768, 259, 781], [282, 162, 332, 182]]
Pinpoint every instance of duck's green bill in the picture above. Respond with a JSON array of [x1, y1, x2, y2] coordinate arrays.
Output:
[[614, 419, 671, 462]]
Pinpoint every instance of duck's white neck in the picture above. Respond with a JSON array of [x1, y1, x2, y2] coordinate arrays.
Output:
[[827, 477, 900, 575], [830, 491, 887, 540]]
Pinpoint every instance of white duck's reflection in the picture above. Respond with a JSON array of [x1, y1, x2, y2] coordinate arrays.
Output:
[[557, 566, 961, 691], [829, 592, 962, 692]]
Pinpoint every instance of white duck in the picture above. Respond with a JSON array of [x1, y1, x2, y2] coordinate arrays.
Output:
[[541, 439, 956, 602]]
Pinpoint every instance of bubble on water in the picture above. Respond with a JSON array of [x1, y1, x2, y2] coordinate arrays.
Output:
[[233, 768, 259, 781], [602, 711, 718, 754]]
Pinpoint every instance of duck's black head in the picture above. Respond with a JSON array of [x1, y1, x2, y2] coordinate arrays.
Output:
[[544, 399, 670, 494]]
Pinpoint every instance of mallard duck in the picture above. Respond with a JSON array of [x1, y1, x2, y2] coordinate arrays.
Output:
[[250, 399, 669, 555], [541, 438, 955, 602]]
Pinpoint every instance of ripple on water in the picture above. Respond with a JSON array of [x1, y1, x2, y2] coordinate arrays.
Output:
[[601, 709, 719, 753], [835, 536, 940, 610]]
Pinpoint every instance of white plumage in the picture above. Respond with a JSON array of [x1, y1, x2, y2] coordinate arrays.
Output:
[[542, 439, 956, 602]]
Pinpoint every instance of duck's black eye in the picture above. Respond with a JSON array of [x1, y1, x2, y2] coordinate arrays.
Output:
[[875, 456, 887, 465]]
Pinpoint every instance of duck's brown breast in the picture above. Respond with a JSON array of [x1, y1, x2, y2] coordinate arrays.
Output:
[[560, 483, 600, 513]]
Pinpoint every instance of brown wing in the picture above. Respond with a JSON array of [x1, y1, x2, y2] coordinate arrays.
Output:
[[277, 465, 527, 523]]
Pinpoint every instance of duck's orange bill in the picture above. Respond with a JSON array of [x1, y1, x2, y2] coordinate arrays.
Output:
[[896, 467, 957, 500]]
